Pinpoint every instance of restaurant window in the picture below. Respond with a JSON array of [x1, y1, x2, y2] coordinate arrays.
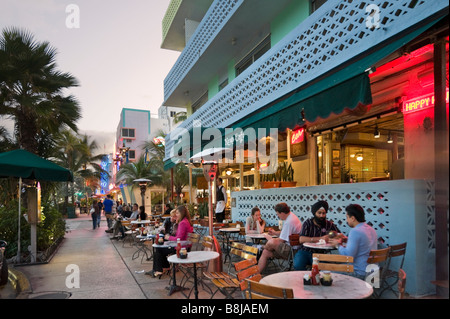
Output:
[[192, 91, 208, 114], [310, 0, 327, 14], [342, 146, 392, 183], [128, 150, 136, 160], [235, 35, 271, 77], [219, 78, 228, 92], [121, 128, 135, 138]]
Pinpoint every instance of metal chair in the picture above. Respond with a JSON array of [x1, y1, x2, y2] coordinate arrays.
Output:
[[207, 257, 262, 299], [380, 242, 407, 297], [244, 279, 294, 299], [367, 247, 391, 298], [266, 234, 300, 273], [312, 253, 354, 273], [121, 220, 138, 247]]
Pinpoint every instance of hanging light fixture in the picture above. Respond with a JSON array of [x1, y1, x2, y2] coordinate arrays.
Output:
[[356, 152, 364, 161], [374, 125, 381, 139], [387, 131, 393, 144]]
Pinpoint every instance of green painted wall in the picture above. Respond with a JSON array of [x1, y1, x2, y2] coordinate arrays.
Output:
[[271, 0, 310, 46]]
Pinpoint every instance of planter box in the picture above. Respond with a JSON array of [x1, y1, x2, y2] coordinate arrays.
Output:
[[280, 181, 297, 188], [261, 181, 280, 189]]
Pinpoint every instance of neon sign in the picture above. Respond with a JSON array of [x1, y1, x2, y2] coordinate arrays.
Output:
[[403, 89, 449, 114], [291, 128, 305, 144]]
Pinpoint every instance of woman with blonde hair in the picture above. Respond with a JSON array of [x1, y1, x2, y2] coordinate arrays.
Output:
[[147, 205, 193, 278]]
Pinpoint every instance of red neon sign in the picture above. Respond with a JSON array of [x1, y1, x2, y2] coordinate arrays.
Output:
[[403, 89, 449, 114], [291, 128, 305, 144]]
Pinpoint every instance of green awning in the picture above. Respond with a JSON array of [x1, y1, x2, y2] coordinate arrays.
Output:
[[164, 17, 445, 171]]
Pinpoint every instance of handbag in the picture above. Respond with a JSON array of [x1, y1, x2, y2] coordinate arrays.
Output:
[[90, 207, 95, 214]]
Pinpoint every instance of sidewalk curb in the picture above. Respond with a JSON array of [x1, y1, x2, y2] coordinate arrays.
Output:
[[7, 267, 32, 299]]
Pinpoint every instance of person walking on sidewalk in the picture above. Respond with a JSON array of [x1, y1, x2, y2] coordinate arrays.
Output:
[[97, 200, 103, 228], [103, 195, 114, 232], [91, 200, 100, 230]]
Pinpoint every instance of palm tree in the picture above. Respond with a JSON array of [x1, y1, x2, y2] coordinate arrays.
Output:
[[173, 111, 187, 124], [116, 156, 153, 206], [0, 27, 81, 155], [53, 130, 107, 209]]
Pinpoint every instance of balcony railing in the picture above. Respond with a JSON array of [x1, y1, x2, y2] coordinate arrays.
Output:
[[164, 0, 448, 162]]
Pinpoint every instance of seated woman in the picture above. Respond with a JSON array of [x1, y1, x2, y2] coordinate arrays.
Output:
[[162, 209, 177, 235], [146, 205, 193, 278], [245, 206, 266, 245]]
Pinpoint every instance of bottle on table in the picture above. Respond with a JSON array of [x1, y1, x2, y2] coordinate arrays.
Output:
[[311, 257, 320, 285], [176, 238, 181, 258]]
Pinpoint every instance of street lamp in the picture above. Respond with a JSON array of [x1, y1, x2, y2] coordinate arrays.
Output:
[[133, 178, 152, 208]]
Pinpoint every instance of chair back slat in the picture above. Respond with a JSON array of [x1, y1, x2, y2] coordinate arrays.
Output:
[[245, 280, 294, 299], [289, 234, 300, 246], [313, 253, 354, 273], [389, 242, 407, 258], [367, 247, 391, 264]]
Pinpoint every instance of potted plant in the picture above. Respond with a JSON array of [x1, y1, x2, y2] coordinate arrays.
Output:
[[260, 171, 280, 189], [280, 162, 297, 187]]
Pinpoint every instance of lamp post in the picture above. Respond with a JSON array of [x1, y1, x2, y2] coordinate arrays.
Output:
[[133, 178, 152, 209]]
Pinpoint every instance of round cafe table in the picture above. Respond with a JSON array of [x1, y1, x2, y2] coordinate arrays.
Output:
[[167, 251, 219, 299], [302, 242, 336, 250], [260, 271, 373, 299]]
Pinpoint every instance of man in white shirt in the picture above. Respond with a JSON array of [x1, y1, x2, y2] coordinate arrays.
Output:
[[129, 203, 140, 220], [258, 202, 302, 273], [215, 178, 227, 222]]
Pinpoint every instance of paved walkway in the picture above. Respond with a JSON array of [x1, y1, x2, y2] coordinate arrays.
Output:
[[10, 214, 234, 299]]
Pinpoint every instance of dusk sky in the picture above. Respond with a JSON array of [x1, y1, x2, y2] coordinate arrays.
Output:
[[0, 0, 180, 152]]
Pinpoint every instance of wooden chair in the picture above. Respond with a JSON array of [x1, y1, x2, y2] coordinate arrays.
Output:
[[266, 234, 300, 273], [121, 220, 138, 247], [208, 257, 262, 299], [244, 279, 294, 299], [397, 268, 406, 299], [367, 247, 391, 298], [380, 242, 407, 297], [187, 232, 202, 251], [226, 242, 245, 274], [313, 253, 354, 273]]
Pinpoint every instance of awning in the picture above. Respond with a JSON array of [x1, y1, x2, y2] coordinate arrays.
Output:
[[164, 16, 446, 171]]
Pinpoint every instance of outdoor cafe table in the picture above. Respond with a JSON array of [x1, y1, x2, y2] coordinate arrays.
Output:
[[130, 220, 151, 225], [260, 271, 373, 299], [167, 251, 219, 299], [302, 242, 336, 251], [246, 232, 277, 244], [152, 240, 192, 296], [133, 234, 155, 262], [218, 227, 240, 263]]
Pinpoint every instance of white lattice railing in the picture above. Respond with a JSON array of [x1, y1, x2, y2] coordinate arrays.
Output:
[[164, 0, 448, 162], [163, 0, 243, 101]]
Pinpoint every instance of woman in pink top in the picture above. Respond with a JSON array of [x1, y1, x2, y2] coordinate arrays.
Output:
[[147, 206, 193, 278], [165, 205, 193, 243]]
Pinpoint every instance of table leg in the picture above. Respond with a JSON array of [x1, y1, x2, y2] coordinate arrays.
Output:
[[193, 263, 199, 299]]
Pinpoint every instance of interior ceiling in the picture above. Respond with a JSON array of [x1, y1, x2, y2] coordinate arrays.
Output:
[[346, 113, 405, 136]]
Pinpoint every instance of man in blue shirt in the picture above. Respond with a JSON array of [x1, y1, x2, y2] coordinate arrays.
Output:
[[103, 195, 114, 232], [329, 204, 377, 279]]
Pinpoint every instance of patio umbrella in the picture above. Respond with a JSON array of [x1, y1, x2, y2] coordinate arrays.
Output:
[[0, 149, 73, 182], [0, 149, 73, 263]]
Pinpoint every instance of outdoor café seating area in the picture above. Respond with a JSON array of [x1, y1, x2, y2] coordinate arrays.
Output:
[[108, 214, 407, 299]]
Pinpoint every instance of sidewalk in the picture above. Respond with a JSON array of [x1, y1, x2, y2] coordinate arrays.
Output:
[[8, 214, 235, 299]]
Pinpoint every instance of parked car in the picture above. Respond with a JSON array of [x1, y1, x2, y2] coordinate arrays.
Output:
[[0, 240, 8, 286]]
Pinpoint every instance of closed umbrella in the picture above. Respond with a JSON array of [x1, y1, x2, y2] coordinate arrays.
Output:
[[0, 149, 73, 263]]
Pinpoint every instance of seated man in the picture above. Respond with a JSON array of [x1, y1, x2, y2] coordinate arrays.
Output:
[[257, 202, 302, 273], [294, 200, 341, 270], [329, 204, 378, 279]]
